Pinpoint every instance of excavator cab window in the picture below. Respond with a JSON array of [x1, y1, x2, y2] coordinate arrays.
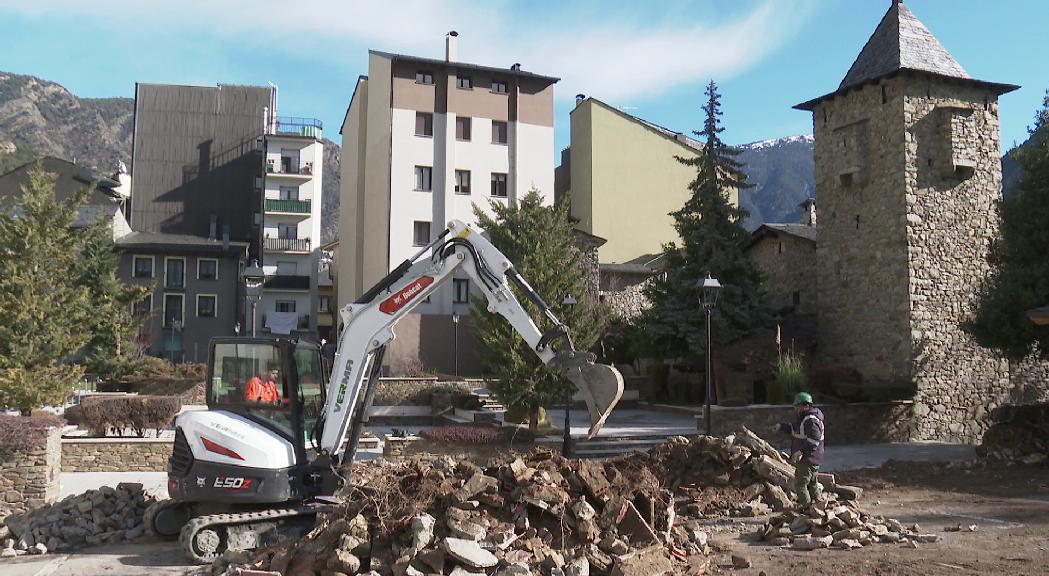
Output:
[[209, 341, 294, 438], [294, 343, 325, 448]]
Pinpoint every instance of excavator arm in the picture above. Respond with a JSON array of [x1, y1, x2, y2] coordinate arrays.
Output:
[[317, 219, 624, 461]]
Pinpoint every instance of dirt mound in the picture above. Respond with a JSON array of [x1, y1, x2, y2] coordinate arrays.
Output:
[[978, 403, 1049, 464]]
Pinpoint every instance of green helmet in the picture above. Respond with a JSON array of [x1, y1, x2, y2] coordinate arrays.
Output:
[[793, 392, 814, 406]]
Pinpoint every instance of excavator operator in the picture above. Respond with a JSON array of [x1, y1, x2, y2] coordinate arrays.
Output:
[[245, 367, 281, 404]]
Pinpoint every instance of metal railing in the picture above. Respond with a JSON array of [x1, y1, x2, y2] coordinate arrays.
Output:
[[265, 198, 311, 213], [266, 160, 314, 176], [271, 116, 323, 138], [264, 237, 311, 252]]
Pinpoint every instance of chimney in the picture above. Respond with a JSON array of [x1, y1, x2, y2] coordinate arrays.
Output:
[[511, 63, 521, 71], [575, 94, 586, 106], [445, 31, 459, 62], [800, 198, 817, 227]]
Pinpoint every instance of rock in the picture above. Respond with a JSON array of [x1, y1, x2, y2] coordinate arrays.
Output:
[[831, 485, 863, 500], [447, 517, 487, 541], [791, 535, 832, 551], [1, 548, 16, 558], [915, 534, 940, 543], [901, 540, 919, 549], [763, 483, 792, 511], [76, 501, 93, 514], [731, 554, 752, 568], [443, 537, 498, 569], [455, 473, 499, 503], [449, 568, 484, 576], [30, 542, 47, 555], [610, 545, 674, 576], [495, 564, 532, 576], [879, 531, 901, 543], [328, 549, 361, 574], [406, 514, 434, 556], [836, 539, 862, 550], [614, 502, 658, 547], [417, 548, 446, 573]]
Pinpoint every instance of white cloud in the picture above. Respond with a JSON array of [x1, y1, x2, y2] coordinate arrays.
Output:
[[1, 0, 811, 101]]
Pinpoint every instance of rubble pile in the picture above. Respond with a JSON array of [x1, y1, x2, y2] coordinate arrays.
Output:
[[978, 403, 1049, 464], [755, 498, 940, 551], [0, 483, 156, 557]]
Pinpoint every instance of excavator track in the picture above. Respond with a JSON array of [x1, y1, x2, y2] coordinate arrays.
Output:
[[179, 504, 334, 564]]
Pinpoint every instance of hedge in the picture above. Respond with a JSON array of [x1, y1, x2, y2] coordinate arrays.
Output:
[[64, 395, 181, 437], [0, 414, 62, 457]]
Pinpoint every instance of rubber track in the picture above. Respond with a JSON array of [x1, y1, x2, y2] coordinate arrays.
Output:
[[178, 505, 332, 564]]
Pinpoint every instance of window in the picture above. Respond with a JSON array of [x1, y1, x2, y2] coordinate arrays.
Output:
[[279, 186, 299, 200], [132, 294, 153, 316], [416, 70, 434, 84], [491, 79, 508, 94], [415, 112, 433, 137], [492, 121, 508, 144], [457, 75, 472, 89], [453, 279, 470, 304], [198, 258, 218, 280], [165, 257, 185, 289], [276, 261, 297, 275], [413, 221, 431, 246], [414, 166, 433, 191], [208, 342, 292, 437], [490, 173, 508, 197], [455, 170, 471, 195], [276, 300, 297, 313], [777, 242, 784, 255], [197, 294, 217, 318], [163, 293, 184, 327], [133, 256, 154, 279], [455, 116, 472, 141], [278, 223, 298, 239], [319, 295, 332, 313], [294, 344, 325, 446]]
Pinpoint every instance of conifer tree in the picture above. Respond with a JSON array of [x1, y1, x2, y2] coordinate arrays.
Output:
[[0, 167, 92, 413], [75, 221, 150, 383], [641, 80, 771, 360], [472, 191, 606, 429], [967, 91, 1049, 359]]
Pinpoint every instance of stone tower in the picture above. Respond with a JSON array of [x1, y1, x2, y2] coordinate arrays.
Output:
[[796, 0, 1020, 441]]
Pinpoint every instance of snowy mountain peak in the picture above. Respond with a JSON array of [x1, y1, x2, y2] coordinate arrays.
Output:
[[742, 135, 814, 150]]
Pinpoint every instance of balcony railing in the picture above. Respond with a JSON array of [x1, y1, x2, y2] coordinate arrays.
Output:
[[265, 237, 311, 252], [263, 275, 311, 290], [266, 160, 314, 176], [265, 198, 312, 214], [261, 313, 311, 331], [270, 116, 323, 138]]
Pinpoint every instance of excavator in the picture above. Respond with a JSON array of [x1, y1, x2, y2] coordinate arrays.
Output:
[[145, 219, 625, 563]]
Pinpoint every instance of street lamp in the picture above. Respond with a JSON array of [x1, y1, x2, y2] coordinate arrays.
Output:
[[452, 312, 461, 378], [561, 293, 578, 457], [697, 273, 722, 436], [243, 259, 266, 337]]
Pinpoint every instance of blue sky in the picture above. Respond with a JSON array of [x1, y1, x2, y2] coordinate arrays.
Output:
[[0, 0, 1045, 157]]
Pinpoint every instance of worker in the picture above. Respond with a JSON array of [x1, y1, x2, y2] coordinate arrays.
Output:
[[245, 367, 281, 404], [772, 392, 825, 508]]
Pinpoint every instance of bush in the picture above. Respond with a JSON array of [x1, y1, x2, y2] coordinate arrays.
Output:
[[0, 414, 63, 457], [65, 395, 181, 437], [419, 424, 535, 444], [771, 349, 807, 404]]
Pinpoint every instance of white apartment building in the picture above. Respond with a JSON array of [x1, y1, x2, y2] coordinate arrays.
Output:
[[338, 33, 558, 373], [259, 116, 324, 338]]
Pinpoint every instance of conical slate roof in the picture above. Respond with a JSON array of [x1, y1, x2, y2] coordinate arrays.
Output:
[[839, 0, 969, 90], [795, 0, 1017, 110]]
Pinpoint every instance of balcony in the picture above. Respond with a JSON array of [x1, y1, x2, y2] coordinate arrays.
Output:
[[261, 313, 311, 332], [269, 116, 323, 139], [265, 237, 311, 253], [263, 275, 311, 290], [265, 198, 312, 214], [266, 159, 314, 178]]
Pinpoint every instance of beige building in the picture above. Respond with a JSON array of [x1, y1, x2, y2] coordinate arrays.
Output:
[[554, 97, 739, 265]]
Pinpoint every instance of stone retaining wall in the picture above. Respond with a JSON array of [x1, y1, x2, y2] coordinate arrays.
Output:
[[1, 428, 60, 515], [61, 438, 172, 473], [699, 401, 915, 444]]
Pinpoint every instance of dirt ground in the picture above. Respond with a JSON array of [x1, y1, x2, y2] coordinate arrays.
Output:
[[712, 461, 1049, 576]]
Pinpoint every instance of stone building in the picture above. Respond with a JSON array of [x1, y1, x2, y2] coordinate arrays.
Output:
[[744, 200, 818, 316], [795, 0, 1032, 441]]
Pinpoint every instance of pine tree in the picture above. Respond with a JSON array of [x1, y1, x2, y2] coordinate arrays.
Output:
[[966, 91, 1049, 359], [641, 80, 771, 360], [74, 221, 150, 383], [472, 191, 606, 429], [0, 166, 93, 413]]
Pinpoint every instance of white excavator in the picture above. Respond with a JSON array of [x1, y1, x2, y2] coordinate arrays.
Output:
[[145, 219, 625, 563]]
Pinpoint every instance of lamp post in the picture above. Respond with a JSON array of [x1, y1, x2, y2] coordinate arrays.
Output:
[[243, 259, 266, 337], [561, 293, 578, 457], [452, 312, 461, 378], [697, 273, 722, 436]]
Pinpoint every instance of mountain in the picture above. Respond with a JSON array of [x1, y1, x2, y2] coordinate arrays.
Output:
[[737, 135, 815, 230], [0, 71, 342, 242]]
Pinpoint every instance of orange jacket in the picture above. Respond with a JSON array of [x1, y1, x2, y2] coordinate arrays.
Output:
[[245, 377, 280, 403]]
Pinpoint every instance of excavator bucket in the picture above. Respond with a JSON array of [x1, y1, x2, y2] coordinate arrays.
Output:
[[557, 354, 624, 439]]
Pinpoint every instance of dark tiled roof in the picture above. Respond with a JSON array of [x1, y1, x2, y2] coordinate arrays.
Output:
[[370, 50, 559, 83], [795, 1, 1018, 110], [744, 224, 817, 251], [600, 253, 666, 274], [115, 231, 249, 255], [839, 1, 969, 91]]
